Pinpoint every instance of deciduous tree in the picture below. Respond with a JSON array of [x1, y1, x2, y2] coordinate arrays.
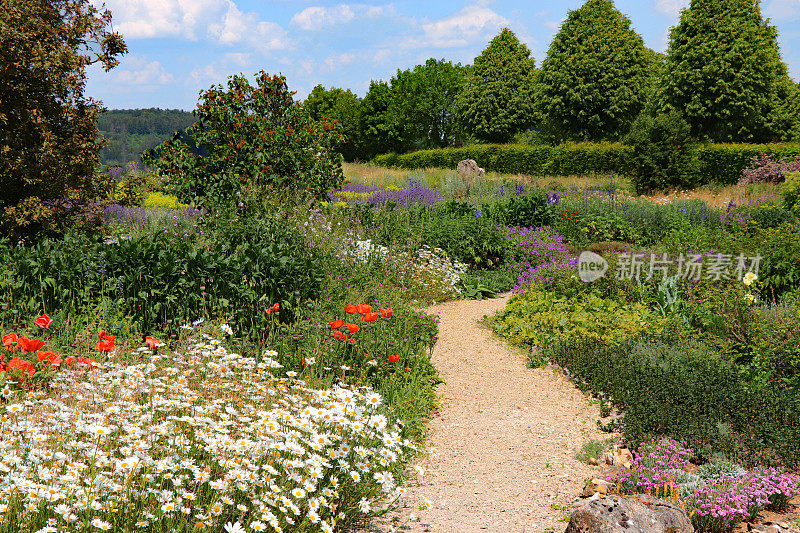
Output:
[[0, 0, 127, 241]]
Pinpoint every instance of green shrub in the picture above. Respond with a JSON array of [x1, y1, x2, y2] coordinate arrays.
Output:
[[374, 142, 800, 188], [756, 223, 800, 301], [483, 191, 554, 227], [491, 289, 665, 349], [623, 111, 697, 194], [546, 337, 800, 467], [782, 171, 800, 214], [0, 217, 323, 339], [142, 192, 185, 209], [145, 71, 344, 209]]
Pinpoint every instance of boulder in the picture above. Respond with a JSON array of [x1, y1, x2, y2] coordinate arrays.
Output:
[[604, 446, 634, 468], [565, 494, 693, 533], [580, 478, 612, 498], [456, 159, 485, 180]]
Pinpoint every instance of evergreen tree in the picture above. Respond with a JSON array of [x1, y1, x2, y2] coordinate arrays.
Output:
[[458, 28, 537, 143], [537, 0, 656, 142], [658, 0, 796, 142]]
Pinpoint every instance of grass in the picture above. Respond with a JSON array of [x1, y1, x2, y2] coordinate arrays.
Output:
[[345, 162, 784, 208], [575, 438, 618, 465]]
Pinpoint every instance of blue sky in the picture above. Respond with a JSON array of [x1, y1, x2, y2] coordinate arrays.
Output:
[[86, 0, 800, 111]]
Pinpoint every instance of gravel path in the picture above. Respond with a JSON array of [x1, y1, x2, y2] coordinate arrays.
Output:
[[367, 293, 606, 533]]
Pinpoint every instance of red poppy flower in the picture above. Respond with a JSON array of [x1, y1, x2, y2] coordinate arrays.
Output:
[[388, 354, 400, 363], [363, 353, 371, 358], [271, 303, 279, 312], [7, 358, 35, 376], [37, 350, 62, 366], [355, 304, 373, 314], [404, 367, 410, 373], [18, 337, 45, 354], [328, 319, 344, 329], [64, 356, 74, 366], [34, 314, 53, 329], [363, 312, 379, 322], [333, 331, 343, 340], [145, 336, 160, 350], [345, 323, 359, 334], [380, 308, 393, 319], [344, 304, 358, 314], [98, 330, 107, 339], [2, 333, 18, 351], [102, 333, 115, 344], [96, 339, 115, 352], [341, 334, 349, 342]]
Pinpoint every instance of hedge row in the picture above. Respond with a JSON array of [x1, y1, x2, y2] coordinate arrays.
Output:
[[373, 142, 800, 186], [546, 337, 800, 468]]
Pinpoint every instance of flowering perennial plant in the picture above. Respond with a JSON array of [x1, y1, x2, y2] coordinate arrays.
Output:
[[0, 335, 414, 532], [504, 227, 576, 293], [608, 438, 800, 533]]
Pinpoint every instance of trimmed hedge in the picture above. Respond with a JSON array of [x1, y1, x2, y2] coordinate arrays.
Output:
[[546, 337, 800, 468], [374, 142, 800, 186]]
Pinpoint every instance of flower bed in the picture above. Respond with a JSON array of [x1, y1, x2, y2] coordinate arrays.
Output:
[[0, 331, 413, 532]]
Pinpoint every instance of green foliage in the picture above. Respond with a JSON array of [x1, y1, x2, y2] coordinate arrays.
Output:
[[658, 0, 795, 142], [374, 142, 634, 176], [484, 192, 553, 228], [545, 337, 800, 467], [370, 205, 508, 269], [537, 0, 657, 142], [356, 60, 467, 157], [756, 223, 800, 301], [458, 29, 537, 143], [0, 217, 323, 340], [144, 72, 344, 208], [303, 85, 364, 161], [0, 0, 127, 241], [491, 290, 665, 349], [576, 438, 617, 464], [375, 142, 800, 187], [114, 171, 149, 207], [97, 109, 195, 166], [782, 171, 800, 214], [624, 111, 697, 193]]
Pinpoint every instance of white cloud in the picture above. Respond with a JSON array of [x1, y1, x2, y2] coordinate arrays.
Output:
[[416, 4, 510, 48], [766, 0, 800, 22], [207, 2, 288, 51], [99, 0, 288, 51], [291, 5, 355, 30], [324, 52, 356, 71], [113, 57, 175, 86], [654, 0, 690, 17], [98, 0, 226, 39]]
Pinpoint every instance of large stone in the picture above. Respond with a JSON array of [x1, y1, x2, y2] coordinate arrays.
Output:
[[456, 159, 485, 180], [565, 494, 693, 533]]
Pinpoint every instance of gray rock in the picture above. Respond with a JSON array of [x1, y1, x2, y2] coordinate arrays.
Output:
[[456, 159, 485, 180], [565, 494, 693, 533]]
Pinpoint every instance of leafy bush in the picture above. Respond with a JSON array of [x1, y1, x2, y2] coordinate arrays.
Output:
[[145, 71, 344, 209], [483, 191, 553, 227], [756, 222, 800, 300], [739, 154, 800, 185], [0, 217, 322, 339], [491, 290, 664, 350], [142, 192, 185, 209], [546, 337, 800, 467], [623, 111, 697, 193], [374, 142, 800, 187], [782, 171, 800, 214]]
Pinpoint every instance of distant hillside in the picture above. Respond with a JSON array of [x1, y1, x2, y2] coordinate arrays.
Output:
[[98, 108, 195, 167]]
